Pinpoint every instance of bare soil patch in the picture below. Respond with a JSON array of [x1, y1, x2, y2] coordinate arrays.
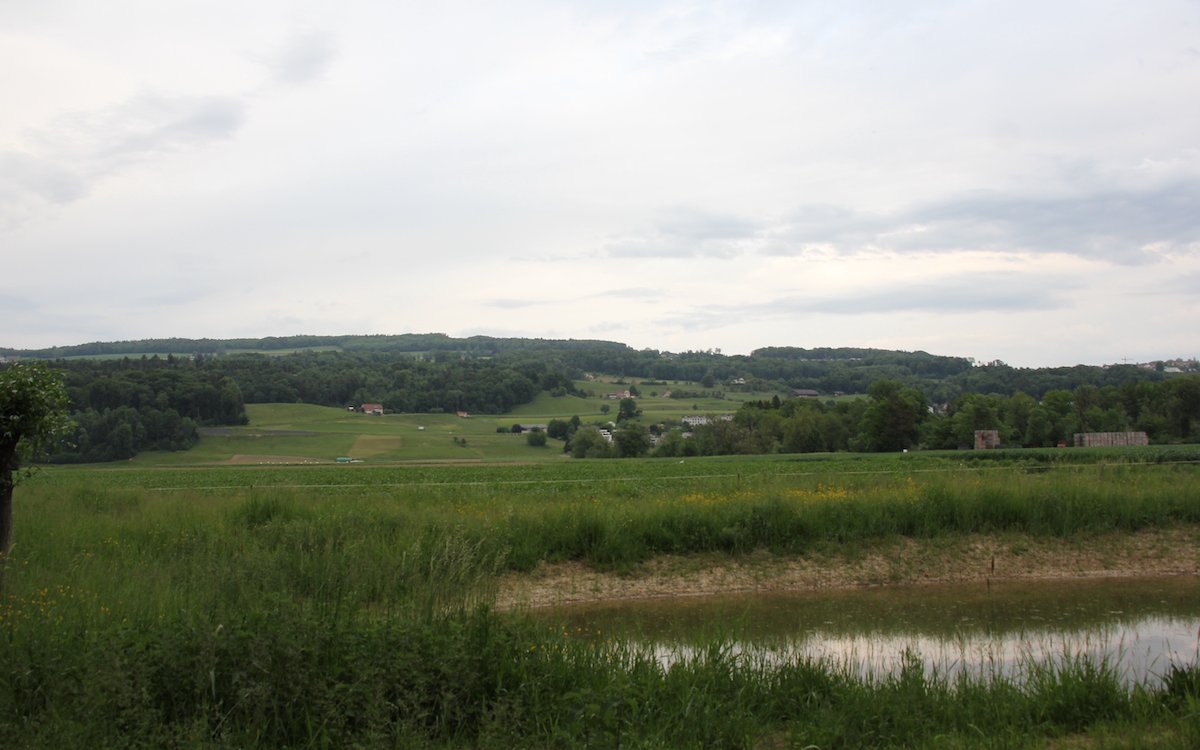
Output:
[[496, 526, 1200, 610], [223, 454, 328, 465]]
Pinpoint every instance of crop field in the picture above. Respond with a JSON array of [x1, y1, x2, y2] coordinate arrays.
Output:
[[3, 447, 1199, 746]]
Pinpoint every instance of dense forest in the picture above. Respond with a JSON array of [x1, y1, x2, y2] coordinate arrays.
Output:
[[2, 334, 1196, 462], [47, 357, 247, 462]]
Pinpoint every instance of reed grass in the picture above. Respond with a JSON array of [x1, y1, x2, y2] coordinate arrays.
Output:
[[2, 601, 1197, 747]]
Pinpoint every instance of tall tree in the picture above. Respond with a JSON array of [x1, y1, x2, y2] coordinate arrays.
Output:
[[0, 363, 69, 570], [855, 379, 927, 452]]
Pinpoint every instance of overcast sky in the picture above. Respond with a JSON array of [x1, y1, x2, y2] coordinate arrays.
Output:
[[3, 1, 1198, 366]]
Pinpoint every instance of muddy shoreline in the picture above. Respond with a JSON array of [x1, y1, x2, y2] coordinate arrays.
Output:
[[496, 526, 1200, 610]]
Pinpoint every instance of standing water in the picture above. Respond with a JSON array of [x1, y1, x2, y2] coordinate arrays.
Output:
[[532, 577, 1200, 686]]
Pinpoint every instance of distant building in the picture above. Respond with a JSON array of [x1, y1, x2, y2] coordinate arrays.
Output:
[[360, 403, 383, 415], [456, 410, 470, 418], [974, 430, 1001, 449], [1074, 431, 1149, 447], [607, 389, 632, 399], [791, 389, 820, 398], [680, 413, 733, 427]]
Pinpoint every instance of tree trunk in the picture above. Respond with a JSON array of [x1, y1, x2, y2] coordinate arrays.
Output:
[[0, 468, 12, 591]]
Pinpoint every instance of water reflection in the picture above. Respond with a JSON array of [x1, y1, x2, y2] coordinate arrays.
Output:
[[531, 577, 1200, 685]]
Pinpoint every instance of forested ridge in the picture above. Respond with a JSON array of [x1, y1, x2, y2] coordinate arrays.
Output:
[[6, 333, 1192, 397], [2, 335, 1196, 462]]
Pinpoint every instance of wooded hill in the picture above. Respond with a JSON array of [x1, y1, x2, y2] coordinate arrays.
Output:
[[4, 333, 1186, 400], [3, 334, 1196, 462]]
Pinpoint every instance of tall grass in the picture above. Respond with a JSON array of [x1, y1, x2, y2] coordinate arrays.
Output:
[[14, 461, 1200, 577], [1, 457, 1197, 746], [495, 466, 1200, 569], [2, 602, 1197, 747]]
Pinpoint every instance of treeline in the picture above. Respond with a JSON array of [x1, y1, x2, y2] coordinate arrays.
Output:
[[211, 351, 581, 413], [0, 333, 632, 360], [6, 333, 1187, 402], [563, 376, 1200, 459], [42, 357, 247, 463]]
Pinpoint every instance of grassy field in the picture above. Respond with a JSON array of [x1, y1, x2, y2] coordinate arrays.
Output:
[[135, 403, 570, 466], [132, 382, 804, 466], [5, 447, 1200, 746]]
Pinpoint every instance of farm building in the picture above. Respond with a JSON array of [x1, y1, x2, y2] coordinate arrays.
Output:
[[360, 403, 383, 415], [974, 430, 1001, 449], [1073, 431, 1149, 447]]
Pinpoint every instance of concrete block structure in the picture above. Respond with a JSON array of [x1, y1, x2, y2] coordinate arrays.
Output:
[[973, 430, 1001, 449]]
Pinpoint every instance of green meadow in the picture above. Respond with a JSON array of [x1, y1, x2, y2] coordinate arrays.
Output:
[[4, 444, 1200, 746], [127, 379, 797, 467]]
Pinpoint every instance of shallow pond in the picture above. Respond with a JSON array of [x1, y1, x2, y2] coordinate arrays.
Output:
[[531, 576, 1200, 686]]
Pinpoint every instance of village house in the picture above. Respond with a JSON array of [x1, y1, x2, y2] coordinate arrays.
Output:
[[360, 403, 383, 415]]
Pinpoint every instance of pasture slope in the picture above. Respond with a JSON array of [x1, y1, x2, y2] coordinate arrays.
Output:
[[131, 379, 794, 467]]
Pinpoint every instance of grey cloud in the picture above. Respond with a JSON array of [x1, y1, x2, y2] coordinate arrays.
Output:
[[656, 207, 760, 241], [773, 182, 1200, 264], [663, 271, 1073, 331], [802, 272, 1073, 315], [0, 94, 245, 223], [903, 183, 1200, 262], [1149, 270, 1200, 295], [0, 291, 35, 313], [587, 321, 630, 334], [271, 32, 338, 85], [604, 207, 762, 258], [484, 298, 540, 309], [133, 283, 215, 308], [0, 153, 85, 226], [76, 94, 245, 163], [0, 153, 86, 205], [601, 287, 659, 299]]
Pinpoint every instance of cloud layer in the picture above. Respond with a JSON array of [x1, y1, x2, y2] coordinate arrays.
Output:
[[2, 1, 1198, 367]]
